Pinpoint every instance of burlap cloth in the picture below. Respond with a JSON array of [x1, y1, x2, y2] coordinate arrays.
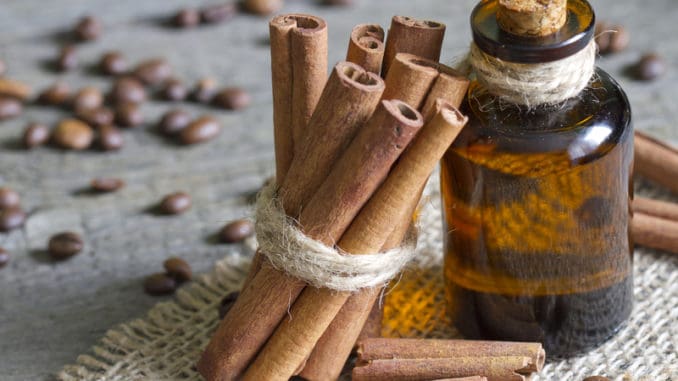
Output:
[[58, 176, 678, 381]]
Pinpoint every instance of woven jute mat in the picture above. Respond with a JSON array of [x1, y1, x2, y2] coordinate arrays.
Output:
[[58, 177, 678, 381]]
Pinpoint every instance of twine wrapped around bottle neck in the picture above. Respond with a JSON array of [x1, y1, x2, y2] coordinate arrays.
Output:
[[469, 39, 596, 108]]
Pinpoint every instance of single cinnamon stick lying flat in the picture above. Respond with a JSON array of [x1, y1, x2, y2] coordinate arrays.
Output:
[[347, 24, 386, 74], [634, 131, 678, 195], [382, 15, 446, 77], [247, 101, 468, 381], [197, 62, 384, 381], [633, 196, 678, 221], [632, 208, 678, 254]]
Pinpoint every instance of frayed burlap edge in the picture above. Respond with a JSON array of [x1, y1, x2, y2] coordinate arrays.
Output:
[[58, 177, 678, 381]]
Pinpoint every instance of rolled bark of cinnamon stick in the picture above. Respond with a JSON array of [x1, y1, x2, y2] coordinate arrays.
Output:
[[197, 62, 384, 381], [247, 101, 468, 381], [352, 357, 532, 381], [632, 196, 678, 221], [632, 212, 678, 254], [382, 15, 446, 77], [347, 24, 386, 74], [421, 71, 470, 121], [634, 131, 678, 195], [432, 377, 488, 381], [357, 338, 545, 373], [381, 53, 439, 110]]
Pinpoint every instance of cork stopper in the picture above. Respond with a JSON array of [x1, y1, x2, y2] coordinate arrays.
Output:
[[497, 0, 567, 37]]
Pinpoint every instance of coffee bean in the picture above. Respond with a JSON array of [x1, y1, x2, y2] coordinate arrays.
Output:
[[0, 59, 5, 76], [53, 118, 94, 150], [133, 58, 172, 86], [213, 87, 251, 110], [241, 0, 282, 15], [48, 232, 84, 260], [110, 77, 147, 104], [144, 273, 177, 295], [0, 247, 8, 268], [608, 25, 629, 54], [163, 257, 192, 282], [99, 51, 128, 76], [74, 16, 102, 41], [200, 3, 238, 24], [158, 109, 191, 135], [161, 79, 188, 101], [97, 125, 124, 151], [219, 219, 254, 243], [583, 377, 611, 381], [174, 8, 200, 27], [0, 78, 32, 101], [0, 207, 26, 232], [159, 192, 192, 215], [634, 53, 666, 81], [0, 187, 20, 209], [218, 291, 240, 318], [114, 103, 144, 128], [0, 96, 22, 120], [91, 177, 125, 192], [72, 86, 103, 111], [180, 116, 221, 145], [77, 106, 114, 127], [37, 82, 71, 106], [57, 45, 77, 71], [23, 122, 50, 149], [190, 78, 217, 103]]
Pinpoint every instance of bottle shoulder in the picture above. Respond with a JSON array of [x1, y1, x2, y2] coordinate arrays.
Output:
[[457, 68, 632, 164]]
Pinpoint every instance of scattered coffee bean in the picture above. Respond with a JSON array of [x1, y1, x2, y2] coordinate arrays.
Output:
[[158, 109, 191, 135], [583, 377, 611, 381], [0, 187, 20, 210], [77, 106, 114, 127], [213, 87, 251, 110], [0, 207, 26, 232], [200, 3, 238, 24], [241, 0, 282, 15], [608, 25, 629, 54], [218, 291, 239, 318], [634, 53, 666, 81], [74, 16, 102, 41], [163, 257, 192, 282], [0, 247, 8, 268], [22, 122, 50, 149], [109, 77, 147, 104], [144, 273, 177, 295], [91, 177, 125, 192], [159, 192, 192, 215], [37, 82, 71, 106], [53, 118, 94, 150], [174, 8, 201, 28], [0, 96, 22, 120], [72, 86, 103, 111], [0, 78, 32, 101], [48, 232, 84, 260], [161, 78, 188, 101], [219, 219, 254, 243], [114, 103, 144, 128], [0, 59, 5, 76], [180, 116, 221, 145], [190, 78, 217, 103], [98, 125, 124, 151], [57, 45, 77, 71], [99, 51, 128, 76], [133, 58, 172, 86]]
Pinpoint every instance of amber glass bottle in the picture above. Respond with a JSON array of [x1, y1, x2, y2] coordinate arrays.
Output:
[[441, 0, 633, 356]]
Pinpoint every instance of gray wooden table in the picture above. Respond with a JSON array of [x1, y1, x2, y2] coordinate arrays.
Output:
[[0, 0, 675, 380]]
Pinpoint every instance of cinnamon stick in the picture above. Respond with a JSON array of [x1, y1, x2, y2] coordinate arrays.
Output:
[[347, 24, 386, 74], [632, 211, 678, 254], [357, 338, 545, 373], [382, 16, 446, 77], [352, 357, 533, 381], [270, 14, 328, 179], [381, 53, 439, 110], [634, 131, 678, 194], [421, 71, 470, 121], [432, 378, 488, 381], [197, 62, 384, 381], [633, 196, 678, 221], [246, 101, 468, 381]]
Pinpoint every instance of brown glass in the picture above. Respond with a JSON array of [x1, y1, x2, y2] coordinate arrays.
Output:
[[441, 0, 633, 357]]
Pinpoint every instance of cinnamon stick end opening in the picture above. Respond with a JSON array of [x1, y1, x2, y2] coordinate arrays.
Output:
[[383, 99, 424, 128], [272, 13, 327, 33], [436, 99, 468, 126], [393, 15, 446, 31], [336, 61, 385, 91]]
